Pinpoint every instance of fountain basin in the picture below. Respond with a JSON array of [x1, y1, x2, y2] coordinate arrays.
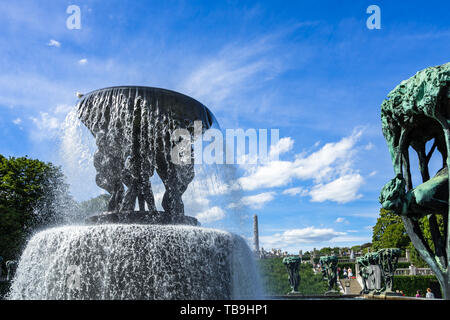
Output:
[[8, 225, 262, 300]]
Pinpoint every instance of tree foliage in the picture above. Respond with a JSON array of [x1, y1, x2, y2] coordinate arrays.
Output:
[[0, 155, 76, 260], [78, 194, 110, 217], [372, 208, 410, 251], [371, 208, 445, 268]]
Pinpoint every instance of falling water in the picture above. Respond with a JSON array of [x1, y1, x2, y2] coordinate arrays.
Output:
[[8, 225, 262, 300], [8, 86, 261, 300]]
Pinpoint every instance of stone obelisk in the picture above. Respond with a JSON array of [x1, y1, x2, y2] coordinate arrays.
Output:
[[253, 214, 260, 255]]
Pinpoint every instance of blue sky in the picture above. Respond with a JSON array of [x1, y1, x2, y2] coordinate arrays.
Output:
[[1, 0, 449, 252]]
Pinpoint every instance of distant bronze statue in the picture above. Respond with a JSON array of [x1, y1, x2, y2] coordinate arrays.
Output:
[[0, 256, 3, 280], [378, 248, 400, 293], [282, 256, 301, 294], [356, 256, 371, 294], [6, 260, 17, 282], [357, 249, 400, 295], [379, 62, 450, 299], [319, 255, 338, 294]]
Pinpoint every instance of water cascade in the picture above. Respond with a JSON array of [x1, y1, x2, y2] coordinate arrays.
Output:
[[8, 87, 262, 300]]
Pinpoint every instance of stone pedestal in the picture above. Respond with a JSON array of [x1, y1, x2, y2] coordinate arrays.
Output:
[[85, 211, 199, 226]]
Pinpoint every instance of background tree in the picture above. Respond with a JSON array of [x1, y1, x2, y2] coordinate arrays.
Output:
[[372, 208, 410, 251], [371, 207, 444, 267], [0, 155, 76, 260], [408, 215, 445, 267], [350, 245, 361, 253], [78, 194, 110, 217], [319, 247, 332, 256]]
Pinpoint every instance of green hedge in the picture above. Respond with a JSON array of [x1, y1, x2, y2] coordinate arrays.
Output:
[[258, 258, 328, 295], [393, 275, 442, 298], [397, 262, 411, 269]]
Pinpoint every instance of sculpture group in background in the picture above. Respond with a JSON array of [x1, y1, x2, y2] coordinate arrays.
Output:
[[357, 248, 400, 295], [259, 248, 289, 258], [6, 261, 18, 282], [282, 256, 301, 294], [319, 255, 338, 294], [0, 259, 18, 282], [76, 87, 215, 225], [379, 62, 450, 299]]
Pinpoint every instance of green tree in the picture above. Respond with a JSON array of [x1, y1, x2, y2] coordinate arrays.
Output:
[[372, 208, 410, 251], [408, 215, 445, 267], [319, 247, 333, 256], [0, 155, 76, 260], [78, 194, 110, 217], [371, 208, 445, 268]]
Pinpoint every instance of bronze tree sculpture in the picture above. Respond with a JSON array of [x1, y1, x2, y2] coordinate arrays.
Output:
[[379, 62, 450, 299]]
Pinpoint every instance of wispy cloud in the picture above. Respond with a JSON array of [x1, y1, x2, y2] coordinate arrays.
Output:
[[12, 118, 22, 125], [282, 187, 307, 196], [180, 25, 314, 109], [195, 206, 226, 223], [260, 227, 346, 248], [48, 39, 61, 47], [29, 112, 61, 140], [229, 191, 276, 210]]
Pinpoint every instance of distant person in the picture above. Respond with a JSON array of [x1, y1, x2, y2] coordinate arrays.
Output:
[[416, 290, 421, 297], [343, 267, 348, 279], [348, 267, 353, 278], [426, 288, 435, 299]]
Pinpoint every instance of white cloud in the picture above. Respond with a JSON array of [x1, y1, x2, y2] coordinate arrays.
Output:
[[260, 227, 346, 248], [12, 118, 22, 125], [195, 206, 226, 223], [268, 137, 294, 160], [29, 111, 62, 140], [331, 235, 372, 243], [48, 39, 61, 47], [349, 210, 380, 219], [238, 160, 293, 190], [282, 187, 305, 196], [229, 192, 276, 209], [335, 217, 346, 223], [78, 59, 88, 65], [54, 104, 73, 114], [237, 129, 365, 204], [364, 142, 374, 151], [309, 174, 364, 203]]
